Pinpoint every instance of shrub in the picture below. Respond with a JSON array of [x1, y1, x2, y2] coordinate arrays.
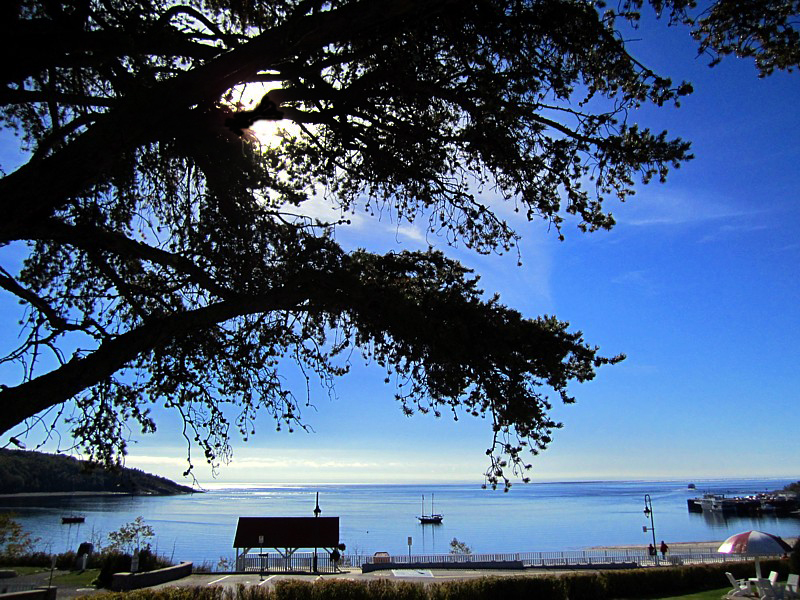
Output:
[[429, 575, 567, 600], [0, 551, 52, 568], [34, 559, 797, 600], [230, 582, 272, 600], [91, 548, 173, 588], [311, 579, 370, 600], [367, 579, 427, 600], [94, 551, 131, 588], [137, 548, 170, 572], [562, 573, 607, 600], [791, 539, 800, 574], [273, 579, 313, 600]]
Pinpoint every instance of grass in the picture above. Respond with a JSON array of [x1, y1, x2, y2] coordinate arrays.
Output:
[[51, 569, 101, 587], [0, 566, 101, 588]]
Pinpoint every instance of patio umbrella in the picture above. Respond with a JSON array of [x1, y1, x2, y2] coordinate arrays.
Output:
[[717, 530, 792, 579]]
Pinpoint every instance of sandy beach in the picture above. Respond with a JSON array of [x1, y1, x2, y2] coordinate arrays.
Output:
[[589, 539, 798, 554]]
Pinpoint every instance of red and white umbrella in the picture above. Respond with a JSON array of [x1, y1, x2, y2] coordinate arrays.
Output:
[[717, 530, 792, 578]]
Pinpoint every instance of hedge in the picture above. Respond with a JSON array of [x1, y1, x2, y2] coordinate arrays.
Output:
[[79, 559, 790, 600]]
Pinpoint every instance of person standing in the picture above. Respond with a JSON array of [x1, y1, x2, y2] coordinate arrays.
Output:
[[660, 540, 669, 558]]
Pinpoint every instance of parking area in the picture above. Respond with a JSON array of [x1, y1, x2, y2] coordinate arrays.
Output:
[[147, 567, 548, 591]]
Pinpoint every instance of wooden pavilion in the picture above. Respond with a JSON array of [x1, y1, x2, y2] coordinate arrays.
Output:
[[233, 516, 340, 572]]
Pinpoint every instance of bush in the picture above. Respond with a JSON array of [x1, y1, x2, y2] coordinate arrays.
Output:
[[273, 579, 313, 600], [4, 558, 787, 600], [231, 582, 272, 600], [0, 551, 52, 568], [92, 548, 173, 588], [94, 551, 132, 588], [791, 539, 800, 574], [137, 548, 171, 572], [562, 573, 607, 600], [428, 575, 567, 600], [367, 579, 427, 600]]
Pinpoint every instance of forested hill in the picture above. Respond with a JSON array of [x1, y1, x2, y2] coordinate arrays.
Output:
[[0, 449, 195, 495]]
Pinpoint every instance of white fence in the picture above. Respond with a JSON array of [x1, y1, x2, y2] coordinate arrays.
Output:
[[236, 552, 338, 573], [233, 549, 772, 572]]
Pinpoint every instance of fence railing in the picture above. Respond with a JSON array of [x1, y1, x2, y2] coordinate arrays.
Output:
[[347, 551, 776, 569], [234, 549, 777, 572], [236, 552, 338, 574]]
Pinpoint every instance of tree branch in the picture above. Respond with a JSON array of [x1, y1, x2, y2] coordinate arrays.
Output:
[[0, 0, 460, 242], [22, 220, 234, 300], [0, 289, 313, 435], [0, 87, 115, 107]]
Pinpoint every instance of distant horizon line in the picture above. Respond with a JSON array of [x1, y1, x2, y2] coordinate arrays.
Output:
[[191, 475, 798, 489]]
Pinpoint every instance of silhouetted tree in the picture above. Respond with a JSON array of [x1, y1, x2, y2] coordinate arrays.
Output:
[[0, 0, 796, 489]]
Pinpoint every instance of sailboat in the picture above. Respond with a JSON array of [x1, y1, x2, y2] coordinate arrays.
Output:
[[417, 493, 443, 524], [61, 516, 85, 524]]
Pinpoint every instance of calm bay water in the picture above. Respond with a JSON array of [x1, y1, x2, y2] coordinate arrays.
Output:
[[2, 479, 798, 565]]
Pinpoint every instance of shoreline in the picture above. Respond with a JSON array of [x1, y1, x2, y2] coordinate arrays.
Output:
[[587, 538, 797, 554], [0, 490, 198, 498]]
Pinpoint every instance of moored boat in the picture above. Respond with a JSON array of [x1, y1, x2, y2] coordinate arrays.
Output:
[[61, 516, 85, 524], [417, 494, 443, 524], [688, 492, 798, 516]]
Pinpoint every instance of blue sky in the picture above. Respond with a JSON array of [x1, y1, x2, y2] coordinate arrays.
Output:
[[2, 13, 799, 486]]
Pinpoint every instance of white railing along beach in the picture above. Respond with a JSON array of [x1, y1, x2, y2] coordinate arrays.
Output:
[[234, 548, 774, 572]]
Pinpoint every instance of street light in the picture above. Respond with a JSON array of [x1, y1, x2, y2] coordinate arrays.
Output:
[[643, 494, 658, 565], [313, 492, 321, 573]]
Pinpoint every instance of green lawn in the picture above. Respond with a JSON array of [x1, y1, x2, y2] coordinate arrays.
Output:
[[0, 566, 100, 588], [51, 569, 100, 587]]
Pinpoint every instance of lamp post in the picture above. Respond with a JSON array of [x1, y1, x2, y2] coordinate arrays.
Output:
[[313, 492, 321, 573], [643, 494, 658, 565]]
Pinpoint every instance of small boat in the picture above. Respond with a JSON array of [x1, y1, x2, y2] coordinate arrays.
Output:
[[61, 516, 85, 524], [687, 483, 696, 489], [417, 494, 443, 525]]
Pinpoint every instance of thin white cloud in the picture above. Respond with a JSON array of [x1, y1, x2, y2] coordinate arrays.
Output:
[[697, 223, 771, 243], [124, 455, 189, 467], [126, 453, 382, 471], [616, 191, 758, 228], [390, 223, 428, 244], [611, 270, 659, 296], [229, 456, 382, 470]]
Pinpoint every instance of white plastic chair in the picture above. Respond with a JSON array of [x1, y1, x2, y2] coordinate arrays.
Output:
[[785, 574, 798, 599], [755, 578, 781, 600], [726, 572, 753, 597]]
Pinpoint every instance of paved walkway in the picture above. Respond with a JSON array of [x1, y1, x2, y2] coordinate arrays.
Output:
[[2, 570, 97, 600], [5, 566, 573, 598]]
